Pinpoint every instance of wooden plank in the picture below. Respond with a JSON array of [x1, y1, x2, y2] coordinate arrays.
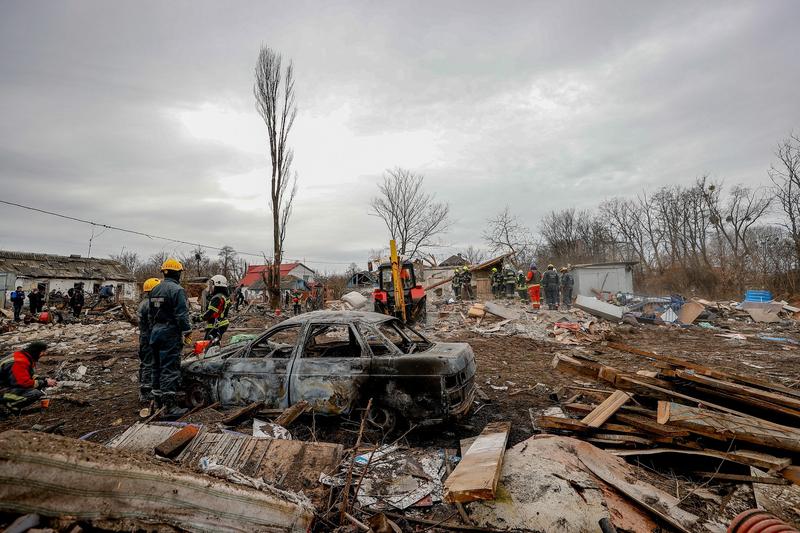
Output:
[[444, 421, 510, 503], [274, 400, 310, 427], [563, 403, 690, 437], [657, 401, 800, 453], [692, 471, 789, 485], [689, 385, 800, 424], [606, 341, 800, 400], [610, 447, 792, 471], [551, 353, 602, 380], [154, 424, 200, 458], [574, 439, 699, 533], [677, 301, 705, 324], [221, 401, 264, 426], [587, 434, 653, 446], [581, 390, 631, 428], [676, 370, 800, 411], [780, 465, 800, 486]]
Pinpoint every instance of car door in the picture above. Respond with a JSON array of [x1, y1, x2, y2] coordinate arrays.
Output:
[[216, 323, 304, 408], [288, 321, 371, 415]]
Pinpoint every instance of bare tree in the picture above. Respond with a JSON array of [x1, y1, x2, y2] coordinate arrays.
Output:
[[482, 206, 533, 265], [460, 245, 487, 265], [369, 168, 450, 258], [217, 245, 238, 281], [110, 249, 140, 277], [769, 133, 800, 266], [254, 45, 299, 309]]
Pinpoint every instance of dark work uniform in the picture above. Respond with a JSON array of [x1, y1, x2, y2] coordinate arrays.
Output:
[[70, 289, 84, 318], [147, 277, 191, 405], [503, 269, 517, 298], [203, 293, 230, 342], [560, 272, 574, 308], [10, 290, 25, 322], [490, 271, 502, 298], [137, 298, 154, 399], [542, 269, 560, 310], [451, 271, 462, 301], [461, 270, 473, 300]]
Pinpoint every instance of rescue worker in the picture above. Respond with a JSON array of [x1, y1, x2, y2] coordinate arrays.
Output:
[[560, 267, 574, 309], [291, 289, 302, 315], [28, 288, 43, 314], [541, 264, 560, 310], [490, 267, 502, 298], [234, 285, 246, 311], [451, 267, 462, 301], [516, 270, 527, 300], [503, 266, 517, 298], [526, 264, 543, 309], [10, 286, 25, 322], [148, 258, 190, 418], [0, 341, 56, 417], [203, 275, 231, 342], [461, 266, 474, 300], [138, 278, 160, 403], [69, 283, 84, 318]]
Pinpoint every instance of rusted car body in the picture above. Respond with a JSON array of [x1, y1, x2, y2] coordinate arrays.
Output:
[[181, 311, 476, 427]]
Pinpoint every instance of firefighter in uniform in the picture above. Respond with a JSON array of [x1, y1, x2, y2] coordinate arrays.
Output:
[[203, 275, 231, 342], [560, 267, 574, 309], [516, 270, 527, 300], [503, 266, 517, 298], [490, 267, 502, 298], [1, 341, 56, 417], [541, 264, 560, 310], [461, 266, 473, 300], [138, 277, 160, 403], [148, 258, 190, 418], [451, 268, 462, 301]]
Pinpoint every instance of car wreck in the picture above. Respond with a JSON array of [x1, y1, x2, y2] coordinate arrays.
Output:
[[181, 310, 477, 429]]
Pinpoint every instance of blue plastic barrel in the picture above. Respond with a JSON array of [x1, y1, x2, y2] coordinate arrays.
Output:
[[744, 290, 772, 302]]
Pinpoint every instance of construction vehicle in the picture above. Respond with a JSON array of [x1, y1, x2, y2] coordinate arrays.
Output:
[[373, 241, 427, 323]]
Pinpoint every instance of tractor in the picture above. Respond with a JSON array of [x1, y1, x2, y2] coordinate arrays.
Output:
[[373, 259, 427, 324]]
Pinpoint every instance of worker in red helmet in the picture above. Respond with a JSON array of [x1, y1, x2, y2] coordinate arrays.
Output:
[[0, 341, 57, 417]]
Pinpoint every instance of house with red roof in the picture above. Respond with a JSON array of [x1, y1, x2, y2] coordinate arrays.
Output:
[[239, 262, 316, 299]]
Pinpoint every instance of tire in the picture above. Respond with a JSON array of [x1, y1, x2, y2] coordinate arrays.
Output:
[[366, 405, 399, 435]]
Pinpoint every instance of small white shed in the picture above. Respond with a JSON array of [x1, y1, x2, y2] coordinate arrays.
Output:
[[571, 261, 637, 297]]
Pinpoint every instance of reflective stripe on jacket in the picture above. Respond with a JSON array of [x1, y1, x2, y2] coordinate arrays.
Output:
[[0, 351, 42, 390]]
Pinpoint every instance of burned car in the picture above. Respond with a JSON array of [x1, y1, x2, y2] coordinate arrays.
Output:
[[181, 310, 476, 430]]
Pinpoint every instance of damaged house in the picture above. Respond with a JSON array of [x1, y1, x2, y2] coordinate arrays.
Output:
[[238, 262, 316, 301], [425, 253, 514, 300], [0, 250, 136, 307]]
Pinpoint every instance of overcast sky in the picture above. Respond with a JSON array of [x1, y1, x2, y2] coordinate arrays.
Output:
[[1, 1, 798, 272]]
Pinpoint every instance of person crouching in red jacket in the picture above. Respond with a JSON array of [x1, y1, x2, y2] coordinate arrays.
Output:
[[0, 341, 57, 416]]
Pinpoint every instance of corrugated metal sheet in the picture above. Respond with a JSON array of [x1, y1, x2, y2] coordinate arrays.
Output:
[[0, 250, 134, 281]]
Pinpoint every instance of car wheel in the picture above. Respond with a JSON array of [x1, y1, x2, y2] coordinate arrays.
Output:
[[186, 381, 210, 408], [367, 405, 398, 434]]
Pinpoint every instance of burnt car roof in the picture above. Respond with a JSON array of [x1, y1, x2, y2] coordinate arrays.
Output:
[[279, 310, 397, 326]]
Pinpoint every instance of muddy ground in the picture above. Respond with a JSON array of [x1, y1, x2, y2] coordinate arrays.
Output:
[[1, 310, 798, 531]]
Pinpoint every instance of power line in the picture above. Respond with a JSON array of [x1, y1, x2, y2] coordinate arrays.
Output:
[[0, 199, 358, 266]]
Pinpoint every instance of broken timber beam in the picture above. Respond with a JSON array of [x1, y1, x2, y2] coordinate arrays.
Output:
[[274, 400, 310, 427], [444, 421, 510, 503], [563, 403, 690, 437], [606, 341, 800, 400], [221, 401, 264, 426], [675, 370, 800, 411], [154, 424, 199, 458], [610, 448, 791, 472], [657, 401, 800, 453], [581, 390, 631, 428]]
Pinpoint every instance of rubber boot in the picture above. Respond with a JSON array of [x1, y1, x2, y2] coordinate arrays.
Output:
[[161, 393, 187, 420], [138, 387, 153, 404]]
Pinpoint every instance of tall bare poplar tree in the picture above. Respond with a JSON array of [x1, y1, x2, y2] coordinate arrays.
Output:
[[254, 46, 298, 308]]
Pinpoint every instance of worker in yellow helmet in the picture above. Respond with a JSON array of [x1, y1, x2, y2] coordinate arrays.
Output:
[[147, 258, 190, 418], [137, 278, 161, 404]]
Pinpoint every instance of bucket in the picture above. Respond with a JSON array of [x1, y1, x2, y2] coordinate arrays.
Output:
[[193, 340, 211, 354], [37, 312, 50, 323], [744, 290, 772, 303], [40, 399, 51, 409]]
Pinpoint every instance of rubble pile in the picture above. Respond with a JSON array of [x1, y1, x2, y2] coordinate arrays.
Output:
[[532, 341, 800, 527], [0, 319, 138, 355]]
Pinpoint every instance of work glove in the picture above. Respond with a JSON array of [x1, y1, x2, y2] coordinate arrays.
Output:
[[183, 333, 193, 346]]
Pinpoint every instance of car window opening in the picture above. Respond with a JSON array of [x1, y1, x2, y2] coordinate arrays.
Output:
[[303, 324, 363, 358], [376, 320, 433, 355], [249, 325, 301, 358]]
